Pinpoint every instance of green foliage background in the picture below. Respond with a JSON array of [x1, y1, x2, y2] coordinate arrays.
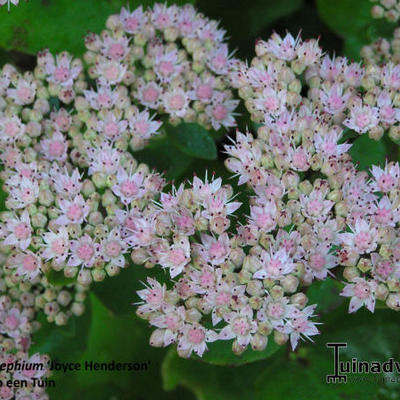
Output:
[[1, 0, 400, 399]]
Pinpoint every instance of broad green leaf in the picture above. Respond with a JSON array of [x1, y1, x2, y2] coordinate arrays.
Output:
[[45, 268, 76, 286], [349, 134, 386, 171], [321, 307, 400, 361], [162, 348, 273, 400], [133, 136, 193, 182], [198, 0, 303, 59], [197, 339, 281, 366], [0, 0, 195, 55], [166, 123, 218, 161], [316, 0, 372, 39], [317, 0, 396, 60], [306, 278, 343, 314], [93, 259, 168, 316], [30, 297, 91, 360], [254, 347, 378, 400], [47, 294, 193, 400]]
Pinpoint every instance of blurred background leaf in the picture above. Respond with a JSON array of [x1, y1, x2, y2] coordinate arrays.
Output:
[[166, 123, 218, 161], [0, 0, 195, 55]]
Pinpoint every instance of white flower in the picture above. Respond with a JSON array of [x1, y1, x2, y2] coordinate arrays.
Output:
[[341, 278, 377, 313], [2, 210, 32, 250], [98, 228, 127, 268], [54, 195, 89, 226], [42, 227, 70, 265], [9, 251, 42, 281], [68, 234, 97, 268]]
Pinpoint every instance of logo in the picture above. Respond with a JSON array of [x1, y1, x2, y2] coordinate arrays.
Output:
[[326, 342, 400, 384]]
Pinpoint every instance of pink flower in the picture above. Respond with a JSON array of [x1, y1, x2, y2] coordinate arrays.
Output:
[[370, 162, 400, 193], [206, 94, 239, 130], [341, 278, 377, 313], [264, 33, 300, 61], [162, 88, 189, 118], [254, 87, 287, 116], [54, 195, 90, 226], [112, 167, 145, 205], [2, 210, 32, 250], [84, 84, 119, 110], [300, 188, 334, 220], [151, 3, 178, 30], [128, 110, 162, 140], [154, 51, 183, 83], [50, 167, 82, 199], [98, 228, 127, 268], [7, 177, 39, 209], [41, 227, 70, 265], [253, 248, 295, 280], [14, 353, 47, 382], [45, 52, 81, 87], [207, 44, 230, 75], [137, 278, 167, 315], [196, 233, 231, 265], [339, 219, 378, 254], [87, 141, 121, 175], [314, 128, 352, 158], [320, 84, 350, 115], [97, 112, 128, 141], [6, 79, 36, 105], [9, 251, 42, 281], [343, 103, 379, 134], [119, 6, 146, 34], [0, 116, 25, 145], [0, 307, 27, 338], [136, 81, 162, 108], [158, 236, 191, 278], [40, 130, 68, 163], [285, 305, 319, 350], [219, 305, 257, 348], [305, 244, 336, 280], [149, 304, 186, 346], [177, 323, 217, 357], [377, 91, 400, 124], [249, 201, 277, 232], [68, 235, 97, 268]]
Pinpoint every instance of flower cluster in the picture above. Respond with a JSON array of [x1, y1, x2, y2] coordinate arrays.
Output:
[[229, 32, 400, 142], [0, 286, 51, 400], [338, 162, 400, 312], [361, 27, 400, 65], [83, 3, 239, 131], [371, 0, 400, 22], [134, 174, 321, 357], [0, 53, 165, 289]]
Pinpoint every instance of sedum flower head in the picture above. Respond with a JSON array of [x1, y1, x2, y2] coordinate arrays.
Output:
[[83, 3, 240, 131]]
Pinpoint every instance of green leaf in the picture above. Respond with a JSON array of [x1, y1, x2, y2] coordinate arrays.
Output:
[[166, 123, 217, 161], [196, 339, 282, 366], [0, 0, 195, 55], [162, 348, 272, 400], [254, 347, 378, 400], [316, 0, 372, 39], [47, 294, 193, 400], [316, 0, 379, 60], [93, 259, 167, 317], [198, 0, 303, 59], [133, 136, 193, 182], [349, 134, 386, 171], [45, 268, 76, 286], [306, 278, 343, 314], [30, 296, 92, 360]]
